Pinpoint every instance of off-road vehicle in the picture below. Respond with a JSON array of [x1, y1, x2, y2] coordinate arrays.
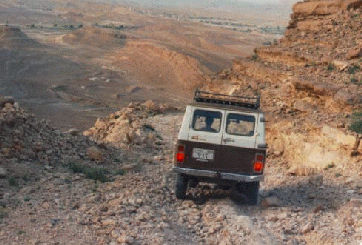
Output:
[[173, 90, 267, 204]]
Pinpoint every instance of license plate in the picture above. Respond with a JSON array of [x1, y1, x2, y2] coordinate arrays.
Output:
[[192, 148, 214, 162]]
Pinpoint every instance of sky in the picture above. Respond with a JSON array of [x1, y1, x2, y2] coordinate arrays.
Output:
[[116, 0, 298, 6]]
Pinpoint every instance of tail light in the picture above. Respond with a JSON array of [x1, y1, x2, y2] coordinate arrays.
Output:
[[175, 144, 185, 163], [254, 153, 265, 173]]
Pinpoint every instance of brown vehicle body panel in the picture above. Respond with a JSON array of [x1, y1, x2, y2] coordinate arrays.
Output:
[[176, 139, 266, 175]]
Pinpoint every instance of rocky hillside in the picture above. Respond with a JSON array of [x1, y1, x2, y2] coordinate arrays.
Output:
[[206, 0, 361, 172], [0, 95, 125, 189], [0, 1, 361, 244], [0, 26, 41, 49], [1, 96, 361, 244], [62, 27, 127, 48]]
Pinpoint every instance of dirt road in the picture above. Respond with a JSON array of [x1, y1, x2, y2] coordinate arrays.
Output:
[[1, 111, 360, 245]]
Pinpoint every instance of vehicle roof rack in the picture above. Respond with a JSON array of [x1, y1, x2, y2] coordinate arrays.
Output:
[[194, 89, 260, 109]]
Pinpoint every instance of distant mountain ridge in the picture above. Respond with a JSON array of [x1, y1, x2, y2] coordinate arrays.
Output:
[[112, 0, 298, 9]]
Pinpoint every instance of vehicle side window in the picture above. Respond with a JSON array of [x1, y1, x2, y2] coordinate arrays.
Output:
[[192, 109, 222, 133], [226, 113, 255, 136]]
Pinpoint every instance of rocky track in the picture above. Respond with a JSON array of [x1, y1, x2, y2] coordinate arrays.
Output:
[[1, 106, 360, 244], [0, 1, 361, 243]]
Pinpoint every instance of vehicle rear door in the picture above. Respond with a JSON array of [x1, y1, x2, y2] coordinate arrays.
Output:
[[220, 111, 259, 174], [187, 107, 224, 144], [184, 107, 225, 169]]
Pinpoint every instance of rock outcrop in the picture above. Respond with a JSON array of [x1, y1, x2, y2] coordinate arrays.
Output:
[[0, 95, 116, 166], [205, 0, 361, 170], [83, 100, 176, 149]]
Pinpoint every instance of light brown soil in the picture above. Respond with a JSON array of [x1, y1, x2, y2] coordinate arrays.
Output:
[[0, 0, 279, 130]]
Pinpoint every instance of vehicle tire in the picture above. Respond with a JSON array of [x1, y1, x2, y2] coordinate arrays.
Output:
[[245, 182, 259, 205], [217, 184, 231, 190], [188, 178, 198, 188], [175, 174, 188, 199]]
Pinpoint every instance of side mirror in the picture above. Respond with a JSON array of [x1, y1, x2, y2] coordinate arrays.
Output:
[[257, 143, 268, 149], [260, 116, 267, 123]]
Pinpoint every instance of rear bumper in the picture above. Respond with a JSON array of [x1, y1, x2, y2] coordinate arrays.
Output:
[[173, 167, 263, 182]]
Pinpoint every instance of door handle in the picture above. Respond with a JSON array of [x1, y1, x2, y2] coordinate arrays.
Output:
[[223, 138, 234, 143], [191, 136, 206, 141]]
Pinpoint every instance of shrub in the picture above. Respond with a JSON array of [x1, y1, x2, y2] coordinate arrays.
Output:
[[22, 175, 30, 182], [0, 207, 8, 221], [350, 77, 358, 83], [8, 177, 18, 187], [348, 65, 360, 74], [349, 111, 362, 134], [327, 63, 335, 71], [113, 169, 125, 176], [85, 168, 109, 182], [68, 162, 110, 182], [67, 163, 126, 182], [324, 163, 335, 170]]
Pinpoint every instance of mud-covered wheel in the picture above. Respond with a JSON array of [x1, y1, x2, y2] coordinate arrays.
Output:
[[175, 174, 188, 199], [245, 182, 259, 205]]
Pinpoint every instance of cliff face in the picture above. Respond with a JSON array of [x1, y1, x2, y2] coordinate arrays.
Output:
[[290, 0, 362, 20], [205, 0, 361, 171], [285, 0, 361, 62]]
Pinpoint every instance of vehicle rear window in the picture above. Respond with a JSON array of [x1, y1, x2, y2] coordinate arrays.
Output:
[[226, 113, 255, 136], [192, 109, 222, 133]]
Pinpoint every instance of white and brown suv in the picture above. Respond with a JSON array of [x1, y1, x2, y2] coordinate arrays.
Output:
[[173, 90, 267, 204]]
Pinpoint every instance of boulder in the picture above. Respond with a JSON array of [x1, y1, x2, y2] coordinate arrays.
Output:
[[334, 90, 356, 105], [288, 167, 316, 176], [0, 167, 7, 178], [126, 85, 142, 93], [270, 138, 284, 157], [292, 78, 339, 96], [142, 100, 157, 111], [346, 47, 361, 60], [87, 146, 104, 161], [332, 60, 349, 71], [101, 219, 116, 226], [121, 164, 137, 171], [322, 125, 356, 147], [261, 196, 281, 208], [66, 128, 80, 136], [293, 99, 316, 112], [347, 198, 362, 208], [300, 222, 314, 234], [0, 96, 15, 108], [94, 118, 107, 129], [117, 234, 134, 244], [308, 175, 323, 187]]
